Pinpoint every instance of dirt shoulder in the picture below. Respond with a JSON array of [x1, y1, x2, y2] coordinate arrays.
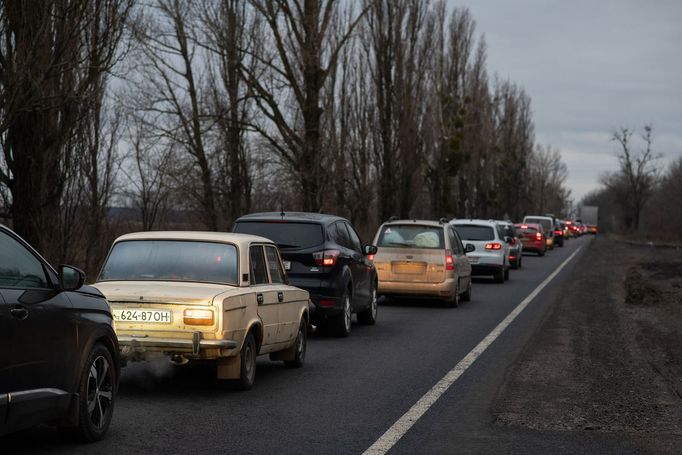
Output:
[[493, 236, 682, 452]]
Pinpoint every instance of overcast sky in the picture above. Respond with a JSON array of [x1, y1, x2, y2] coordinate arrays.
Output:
[[451, 0, 682, 202]]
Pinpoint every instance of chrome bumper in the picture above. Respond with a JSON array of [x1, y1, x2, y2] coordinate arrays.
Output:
[[118, 332, 238, 356]]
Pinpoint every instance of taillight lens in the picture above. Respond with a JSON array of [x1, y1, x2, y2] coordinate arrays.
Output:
[[485, 243, 502, 250], [554, 229, 562, 235], [313, 250, 340, 267], [368, 254, 375, 261], [445, 251, 455, 271], [535, 232, 543, 241], [183, 308, 214, 326]]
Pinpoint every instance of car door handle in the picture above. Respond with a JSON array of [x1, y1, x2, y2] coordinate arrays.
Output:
[[277, 292, 284, 302], [10, 306, 29, 320], [257, 293, 264, 304]]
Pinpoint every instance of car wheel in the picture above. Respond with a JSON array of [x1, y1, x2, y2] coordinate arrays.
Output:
[[539, 249, 545, 257], [62, 343, 116, 442], [494, 268, 505, 283], [236, 332, 257, 390], [517, 256, 523, 269], [461, 280, 472, 302], [284, 321, 307, 368], [332, 290, 352, 337], [357, 284, 378, 325], [504, 267, 510, 281]]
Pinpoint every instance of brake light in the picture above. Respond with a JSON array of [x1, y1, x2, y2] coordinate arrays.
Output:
[[554, 229, 562, 235], [313, 250, 340, 267], [445, 251, 455, 271], [535, 232, 543, 241], [520, 225, 528, 229], [485, 243, 502, 250], [183, 309, 214, 326], [368, 254, 375, 261]]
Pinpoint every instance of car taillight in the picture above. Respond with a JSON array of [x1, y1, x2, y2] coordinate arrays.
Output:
[[485, 243, 502, 250], [445, 251, 455, 271], [313, 250, 340, 267], [554, 229, 561, 235], [183, 309, 214, 326], [535, 232, 543, 241], [368, 254, 375, 261]]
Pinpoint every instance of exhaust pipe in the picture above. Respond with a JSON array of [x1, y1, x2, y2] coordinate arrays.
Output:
[[170, 354, 189, 366]]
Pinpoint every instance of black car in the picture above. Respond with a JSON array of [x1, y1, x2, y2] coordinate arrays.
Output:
[[233, 212, 378, 337], [0, 225, 119, 441]]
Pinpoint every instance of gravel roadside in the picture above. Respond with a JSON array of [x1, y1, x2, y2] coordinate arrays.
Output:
[[493, 236, 682, 453]]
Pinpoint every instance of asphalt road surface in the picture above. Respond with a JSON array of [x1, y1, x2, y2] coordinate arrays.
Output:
[[6, 235, 644, 454]]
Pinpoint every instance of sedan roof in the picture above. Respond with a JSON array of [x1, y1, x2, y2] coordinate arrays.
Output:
[[114, 231, 272, 246]]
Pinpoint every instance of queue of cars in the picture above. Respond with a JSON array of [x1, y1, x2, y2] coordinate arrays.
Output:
[[1, 211, 590, 440]]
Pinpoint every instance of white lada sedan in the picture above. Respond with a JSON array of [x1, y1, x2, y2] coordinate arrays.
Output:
[[94, 232, 311, 390]]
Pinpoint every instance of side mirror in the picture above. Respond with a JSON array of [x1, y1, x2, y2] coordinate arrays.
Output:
[[504, 236, 512, 244], [364, 244, 378, 255], [465, 244, 475, 253], [59, 265, 85, 291]]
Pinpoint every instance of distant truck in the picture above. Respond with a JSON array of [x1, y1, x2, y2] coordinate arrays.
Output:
[[579, 205, 599, 228]]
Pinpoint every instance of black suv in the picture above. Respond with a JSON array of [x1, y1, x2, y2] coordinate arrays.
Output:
[[233, 212, 378, 337], [0, 225, 119, 441]]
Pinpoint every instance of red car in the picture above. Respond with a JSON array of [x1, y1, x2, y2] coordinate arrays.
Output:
[[514, 223, 547, 256]]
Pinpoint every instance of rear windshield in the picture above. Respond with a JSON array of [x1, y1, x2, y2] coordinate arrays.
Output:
[[233, 221, 323, 250], [98, 240, 238, 285], [524, 217, 552, 231], [377, 225, 444, 249], [515, 226, 539, 236], [452, 225, 495, 241]]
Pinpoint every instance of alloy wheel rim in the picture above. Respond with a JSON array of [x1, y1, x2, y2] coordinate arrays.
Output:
[[297, 329, 305, 358], [86, 355, 113, 430], [344, 296, 351, 331]]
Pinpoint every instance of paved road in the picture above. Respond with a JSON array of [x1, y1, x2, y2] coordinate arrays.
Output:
[[6, 235, 641, 454]]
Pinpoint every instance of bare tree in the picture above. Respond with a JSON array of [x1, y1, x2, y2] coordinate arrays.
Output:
[[603, 126, 659, 230], [0, 0, 133, 262], [244, 0, 370, 211]]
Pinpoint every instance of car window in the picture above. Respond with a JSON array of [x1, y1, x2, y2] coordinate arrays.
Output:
[[265, 246, 285, 284], [525, 217, 552, 232], [345, 223, 363, 252], [452, 225, 495, 241], [0, 230, 49, 289], [249, 246, 269, 285], [233, 221, 324, 250], [332, 221, 353, 250], [99, 240, 239, 285], [450, 228, 464, 255], [377, 225, 444, 249]]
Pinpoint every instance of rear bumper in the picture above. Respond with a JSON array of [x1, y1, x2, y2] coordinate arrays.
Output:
[[378, 277, 456, 299], [118, 333, 238, 359], [521, 241, 545, 252], [471, 264, 504, 276], [289, 275, 346, 321]]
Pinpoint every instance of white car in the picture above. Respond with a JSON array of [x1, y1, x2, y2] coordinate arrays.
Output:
[[94, 231, 311, 390], [450, 219, 511, 283]]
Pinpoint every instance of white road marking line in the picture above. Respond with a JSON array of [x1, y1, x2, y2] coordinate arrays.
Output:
[[363, 246, 584, 455]]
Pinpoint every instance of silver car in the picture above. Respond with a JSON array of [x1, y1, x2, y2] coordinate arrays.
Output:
[[450, 219, 511, 283]]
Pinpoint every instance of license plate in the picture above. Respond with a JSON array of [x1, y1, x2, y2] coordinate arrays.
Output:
[[468, 257, 479, 264], [113, 309, 172, 323], [284, 261, 291, 271]]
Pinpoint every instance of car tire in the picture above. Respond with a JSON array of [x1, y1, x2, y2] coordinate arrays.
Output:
[[494, 268, 505, 283], [461, 280, 472, 302], [539, 249, 545, 257], [236, 332, 257, 390], [518, 256, 523, 269], [332, 289, 352, 337], [357, 284, 378, 325], [504, 267, 510, 281], [61, 343, 116, 442], [284, 321, 307, 368]]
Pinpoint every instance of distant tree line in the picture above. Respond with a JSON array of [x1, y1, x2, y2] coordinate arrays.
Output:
[[0, 0, 572, 276], [582, 125, 681, 241]]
